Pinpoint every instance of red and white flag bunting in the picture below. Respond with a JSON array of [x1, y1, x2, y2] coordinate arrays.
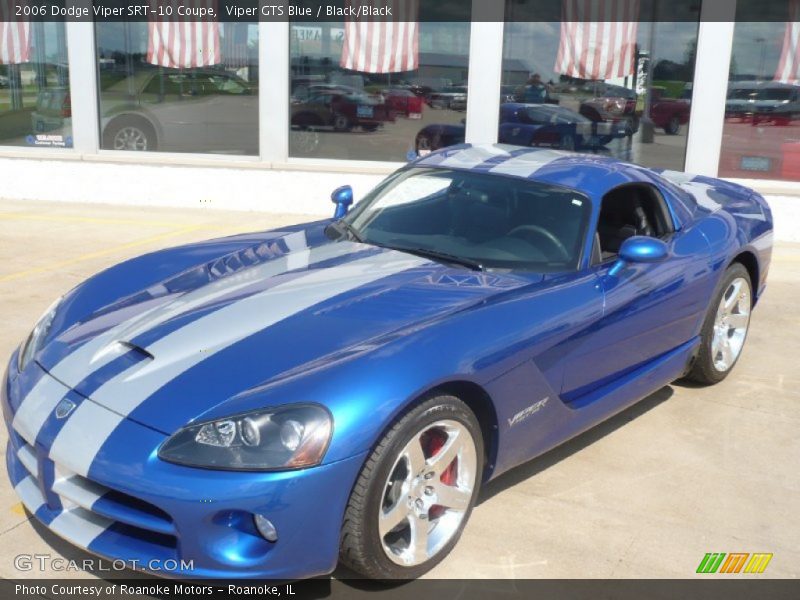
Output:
[[0, 0, 31, 65], [340, 0, 419, 74], [554, 0, 639, 80], [775, 0, 800, 83], [147, 0, 220, 68]]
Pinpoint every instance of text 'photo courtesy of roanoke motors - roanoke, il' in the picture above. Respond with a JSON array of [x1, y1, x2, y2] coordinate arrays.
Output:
[[0, 1, 799, 599]]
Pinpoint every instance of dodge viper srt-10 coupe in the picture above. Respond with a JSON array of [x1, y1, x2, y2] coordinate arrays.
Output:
[[3, 145, 772, 580]]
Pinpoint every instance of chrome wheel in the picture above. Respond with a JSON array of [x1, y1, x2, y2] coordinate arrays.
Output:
[[378, 420, 477, 567], [113, 126, 149, 151], [711, 277, 751, 372]]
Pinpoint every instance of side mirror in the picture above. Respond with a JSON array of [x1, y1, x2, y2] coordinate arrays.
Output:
[[609, 236, 668, 277], [331, 185, 354, 219]]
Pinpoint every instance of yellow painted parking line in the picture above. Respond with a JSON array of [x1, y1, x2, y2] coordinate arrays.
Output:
[[0, 225, 209, 284], [0, 212, 190, 229], [10, 502, 25, 517]]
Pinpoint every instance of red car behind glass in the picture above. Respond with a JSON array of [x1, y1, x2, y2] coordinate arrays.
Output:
[[291, 85, 395, 132], [381, 88, 424, 119]]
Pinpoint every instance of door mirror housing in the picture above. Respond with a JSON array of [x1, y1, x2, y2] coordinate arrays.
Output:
[[331, 185, 354, 219], [609, 236, 669, 277]]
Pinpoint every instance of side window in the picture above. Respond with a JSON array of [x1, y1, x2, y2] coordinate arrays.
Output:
[[594, 184, 673, 264]]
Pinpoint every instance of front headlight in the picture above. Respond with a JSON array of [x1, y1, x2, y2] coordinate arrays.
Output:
[[158, 404, 333, 471], [18, 296, 62, 372]]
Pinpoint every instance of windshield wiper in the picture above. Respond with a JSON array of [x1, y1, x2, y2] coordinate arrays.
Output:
[[397, 247, 484, 271], [326, 220, 364, 243]]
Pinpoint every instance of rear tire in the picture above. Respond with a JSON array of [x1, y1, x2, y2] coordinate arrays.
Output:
[[664, 116, 681, 135], [339, 394, 484, 580], [333, 113, 352, 132], [685, 263, 752, 385]]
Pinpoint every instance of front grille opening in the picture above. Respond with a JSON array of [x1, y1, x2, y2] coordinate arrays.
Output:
[[107, 521, 178, 550], [101, 488, 172, 523]]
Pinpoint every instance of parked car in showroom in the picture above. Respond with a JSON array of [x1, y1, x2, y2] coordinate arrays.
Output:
[[648, 86, 692, 135], [30, 86, 71, 134], [725, 81, 761, 120], [751, 82, 800, 125], [581, 85, 690, 136], [4, 144, 772, 580], [427, 85, 468, 110], [291, 85, 394, 132], [415, 103, 627, 154], [99, 68, 258, 153], [579, 83, 639, 136], [381, 87, 424, 119]]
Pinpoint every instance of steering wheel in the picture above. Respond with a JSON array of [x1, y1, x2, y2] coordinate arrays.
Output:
[[508, 224, 571, 262]]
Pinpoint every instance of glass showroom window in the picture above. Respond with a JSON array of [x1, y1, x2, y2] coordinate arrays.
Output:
[[500, 0, 699, 171], [95, 22, 258, 155], [719, 1, 800, 181], [289, 13, 470, 161], [0, 22, 71, 148]]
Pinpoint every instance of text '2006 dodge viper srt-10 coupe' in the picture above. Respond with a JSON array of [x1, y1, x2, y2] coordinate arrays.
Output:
[[3, 144, 772, 579]]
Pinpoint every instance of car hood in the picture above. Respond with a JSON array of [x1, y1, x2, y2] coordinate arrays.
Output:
[[38, 230, 534, 433]]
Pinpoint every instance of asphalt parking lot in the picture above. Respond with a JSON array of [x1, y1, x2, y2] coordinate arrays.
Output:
[[0, 198, 797, 579]]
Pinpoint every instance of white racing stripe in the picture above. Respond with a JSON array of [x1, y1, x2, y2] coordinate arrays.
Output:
[[16, 444, 38, 477], [14, 473, 109, 551], [48, 508, 112, 549], [49, 250, 428, 476], [14, 475, 46, 513], [488, 149, 568, 179], [11, 375, 71, 447], [657, 169, 697, 186], [11, 237, 359, 459], [438, 145, 512, 170], [52, 467, 106, 511], [50, 401, 122, 477], [47, 238, 359, 389]]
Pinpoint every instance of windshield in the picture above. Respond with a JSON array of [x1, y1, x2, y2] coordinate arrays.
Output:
[[344, 168, 591, 271]]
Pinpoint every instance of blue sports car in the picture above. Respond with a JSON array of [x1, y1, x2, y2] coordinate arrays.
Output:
[[416, 103, 628, 155], [3, 145, 773, 580]]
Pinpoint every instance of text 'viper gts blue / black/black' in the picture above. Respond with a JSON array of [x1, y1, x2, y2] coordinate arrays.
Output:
[[3, 145, 773, 579]]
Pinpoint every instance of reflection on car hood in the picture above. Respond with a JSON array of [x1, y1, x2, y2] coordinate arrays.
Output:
[[37, 226, 533, 433]]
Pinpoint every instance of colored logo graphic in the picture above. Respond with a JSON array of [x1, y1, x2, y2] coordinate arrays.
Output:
[[696, 553, 773, 574]]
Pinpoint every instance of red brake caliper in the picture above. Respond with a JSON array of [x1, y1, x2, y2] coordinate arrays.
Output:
[[423, 429, 457, 519]]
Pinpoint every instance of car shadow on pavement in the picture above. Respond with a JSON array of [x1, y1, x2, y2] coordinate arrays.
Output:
[[477, 384, 674, 505]]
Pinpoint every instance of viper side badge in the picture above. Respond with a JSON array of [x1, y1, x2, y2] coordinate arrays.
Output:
[[54, 398, 76, 420]]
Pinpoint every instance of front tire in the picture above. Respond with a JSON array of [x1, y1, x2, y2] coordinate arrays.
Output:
[[339, 395, 484, 580], [685, 263, 752, 385], [103, 117, 156, 151]]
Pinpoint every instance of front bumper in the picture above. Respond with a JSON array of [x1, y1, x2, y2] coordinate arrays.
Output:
[[3, 359, 366, 579]]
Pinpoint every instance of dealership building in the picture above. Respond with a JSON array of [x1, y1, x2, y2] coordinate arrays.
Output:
[[0, 0, 799, 240]]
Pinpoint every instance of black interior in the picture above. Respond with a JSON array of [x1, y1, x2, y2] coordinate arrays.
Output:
[[595, 184, 672, 263]]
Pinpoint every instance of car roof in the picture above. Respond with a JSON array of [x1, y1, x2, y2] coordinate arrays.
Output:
[[410, 144, 667, 200]]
